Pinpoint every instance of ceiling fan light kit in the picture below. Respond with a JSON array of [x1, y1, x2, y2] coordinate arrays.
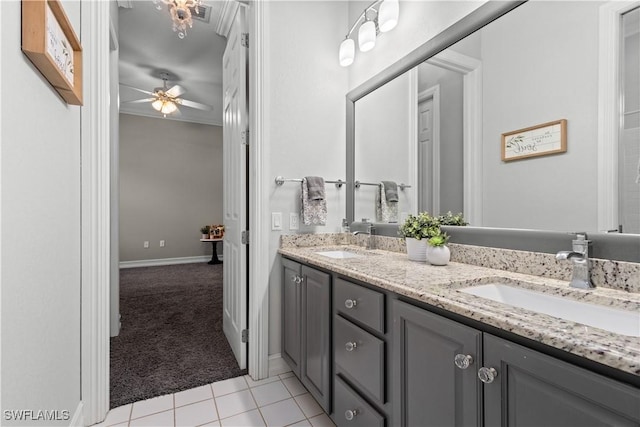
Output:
[[154, 0, 204, 39], [121, 72, 213, 119]]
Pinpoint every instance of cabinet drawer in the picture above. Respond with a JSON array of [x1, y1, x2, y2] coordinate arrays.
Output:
[[334, 315, 385, 402], [334, 277, 384, 333], [334, 376, 385, 427]]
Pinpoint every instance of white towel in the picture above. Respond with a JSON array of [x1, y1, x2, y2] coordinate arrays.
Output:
[[301, 177, 327, 226], [376, 182, 398, 223]]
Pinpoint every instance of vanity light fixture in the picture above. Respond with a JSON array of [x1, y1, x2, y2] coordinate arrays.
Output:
[[154, 0, 204, 39], [339, 0, 400, 67]]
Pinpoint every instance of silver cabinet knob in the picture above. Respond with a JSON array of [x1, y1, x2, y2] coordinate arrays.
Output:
[[293, 276, 303, 284], [291, 276, 296, 283], [478, 367, 498, 383], [345, 409, 359, 421], [454, 354, 474, 370], [344, 299, 357, 309], [345, 341, 358, 352]]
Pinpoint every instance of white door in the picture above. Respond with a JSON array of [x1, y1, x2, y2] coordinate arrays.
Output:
[[222, 6, 248, 369], [418, 97, 434, 213]]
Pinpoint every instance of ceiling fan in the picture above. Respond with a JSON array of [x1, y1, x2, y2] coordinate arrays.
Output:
[[121, 72, 212, 117]]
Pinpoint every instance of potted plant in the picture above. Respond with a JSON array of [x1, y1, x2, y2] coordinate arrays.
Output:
[[400, 212, 440, 262], [426, 230, 451, 266], [200, 225, 211, 240], [438, 211, 468, 226]]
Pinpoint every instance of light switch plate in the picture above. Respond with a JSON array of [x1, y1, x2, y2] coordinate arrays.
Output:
[[290, 213, 299, 230], [272, 212, 282, 231]]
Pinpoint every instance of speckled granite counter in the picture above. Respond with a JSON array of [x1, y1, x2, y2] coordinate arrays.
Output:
[[278, 239, 640, 378]]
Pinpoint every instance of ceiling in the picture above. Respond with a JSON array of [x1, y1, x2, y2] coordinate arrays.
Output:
[[118, 1, 228, 125]]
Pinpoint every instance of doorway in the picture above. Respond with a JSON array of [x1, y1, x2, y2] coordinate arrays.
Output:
[[109, 0, 248, 409], [81, 1, 270, 424]]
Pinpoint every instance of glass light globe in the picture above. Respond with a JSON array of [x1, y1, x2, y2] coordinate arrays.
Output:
[[152, 99, 164, 111], [339, 38, 355, 67], [358, 20, 376, 52], [378, 0, 399, 33]]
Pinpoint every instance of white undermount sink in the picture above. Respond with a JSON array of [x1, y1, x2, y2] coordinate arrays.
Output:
[[460, 284, 640, 337], [314, 250, 363, 259]]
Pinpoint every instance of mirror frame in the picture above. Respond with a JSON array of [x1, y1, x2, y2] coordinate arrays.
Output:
[[345, 0, 640, 263], [346, 1, 527, 223]]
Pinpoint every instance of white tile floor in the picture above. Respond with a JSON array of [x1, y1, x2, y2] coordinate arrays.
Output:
[[95, 371, 336, 427]]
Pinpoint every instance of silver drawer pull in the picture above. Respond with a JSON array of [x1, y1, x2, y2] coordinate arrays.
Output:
[[345, 409, 359, 421], [344, 298, 357, 309], [454, 354, 474, 370], [478, 367, 498, 384], [294, 276, 302, 284], [291, 276, 297, 283], [345, 341, 358, 352]]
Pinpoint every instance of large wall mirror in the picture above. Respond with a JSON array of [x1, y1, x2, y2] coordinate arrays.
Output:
[[347, 0, 640, 236]]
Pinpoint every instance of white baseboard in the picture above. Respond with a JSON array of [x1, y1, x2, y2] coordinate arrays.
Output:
[[268, 353, 291, 377], [119, 255, 224, 269], [69, 401, 83, 427]]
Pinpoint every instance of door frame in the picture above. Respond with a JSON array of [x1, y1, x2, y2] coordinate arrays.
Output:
[[415, 84, 441, 214], [246, 0, 270, 381], [597, 1, 640, 232], [424, 50, 482, 225], [82, 0, 270, 424]]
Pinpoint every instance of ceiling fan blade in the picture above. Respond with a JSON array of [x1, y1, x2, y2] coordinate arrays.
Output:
[[166, 84, 186, 98], [179, 99, 213, 111], [119, 84, 155, 96], [122, 98, 156, 104]]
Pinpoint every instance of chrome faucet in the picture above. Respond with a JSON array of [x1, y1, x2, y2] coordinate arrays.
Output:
[[353, 219, 375, 250], [556, 234, 594, 289]]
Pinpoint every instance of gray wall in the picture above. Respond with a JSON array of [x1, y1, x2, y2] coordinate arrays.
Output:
[[481, 1, 602, 231], [119, 114, 223, 262], [1, 0, 82, 422]]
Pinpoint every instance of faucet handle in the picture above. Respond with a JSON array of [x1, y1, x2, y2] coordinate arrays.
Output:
[[572, 234, 590, 256]]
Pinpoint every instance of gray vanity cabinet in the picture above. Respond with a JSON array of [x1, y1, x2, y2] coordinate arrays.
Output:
[[392, 300, 483, 427], [282, 258, 302, 376], [281, 258, 331, 412], [333, 277, 389, 426], [482, 334, 640, 426]]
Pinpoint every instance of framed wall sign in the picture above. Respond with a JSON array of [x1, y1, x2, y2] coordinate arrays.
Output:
[[22, 0, 83, 105], [501, 119, 567, 161]]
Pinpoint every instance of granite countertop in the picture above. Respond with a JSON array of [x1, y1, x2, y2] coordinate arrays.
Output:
[[278, 243, 640, 378]]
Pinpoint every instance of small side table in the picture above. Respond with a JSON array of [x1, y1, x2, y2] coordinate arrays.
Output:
[[200, 238, 223, 264]]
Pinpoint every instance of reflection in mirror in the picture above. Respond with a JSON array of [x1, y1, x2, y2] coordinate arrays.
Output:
[[354, 74, 415, 223], [620, 6, 640, 233], [351, 1, 640, 233]]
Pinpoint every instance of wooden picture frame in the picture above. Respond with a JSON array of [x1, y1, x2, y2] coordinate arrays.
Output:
[[22, 0, 83, 105], [501, 119, 567, 162]]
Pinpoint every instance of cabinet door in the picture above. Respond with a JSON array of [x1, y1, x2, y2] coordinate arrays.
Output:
[[282, 258, 301, 376], [483, 334, 640, 426], [301, 265, 331, 412], [392, 300, 482, 427]]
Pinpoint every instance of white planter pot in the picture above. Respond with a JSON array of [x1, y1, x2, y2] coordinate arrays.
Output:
[[405, 237, 428, 262], [427, 245, 451, 266], [202, 234, 209, 240]]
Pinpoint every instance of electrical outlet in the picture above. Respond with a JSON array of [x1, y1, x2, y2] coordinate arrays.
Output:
[[272, 212, 283, 231], [289, 212, 299, 230], [160, 240, 165, 247], [143, 241, 149, 248]]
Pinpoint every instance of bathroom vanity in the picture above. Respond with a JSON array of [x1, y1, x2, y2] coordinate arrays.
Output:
[[279, 235, 640, 427]]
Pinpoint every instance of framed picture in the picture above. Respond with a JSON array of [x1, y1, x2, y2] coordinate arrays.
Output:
[[501, 119, 567, 161], [22, 0, 83, 105]]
